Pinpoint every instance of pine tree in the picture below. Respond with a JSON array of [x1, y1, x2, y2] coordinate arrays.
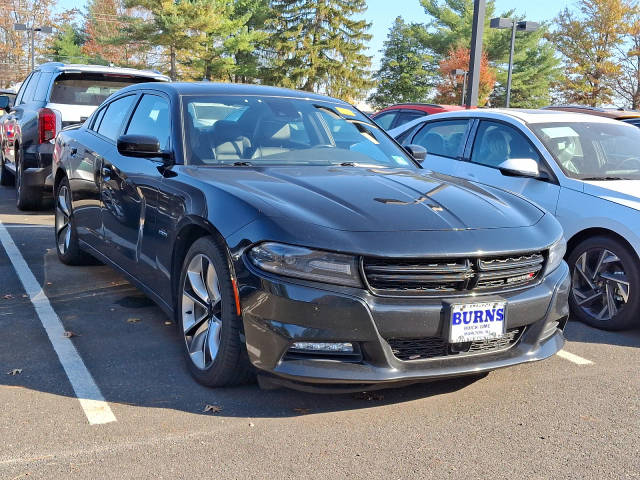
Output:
[[368, 17, 434, 110], [265, 0, 373, 102], [50, 24, 85, 63]]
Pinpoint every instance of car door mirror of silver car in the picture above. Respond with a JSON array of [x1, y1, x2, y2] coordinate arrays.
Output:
[[498, 158, 543, 179], [117, 134, 173, 165], [0, 95, 10, 112], [404, 144, 427, 162]]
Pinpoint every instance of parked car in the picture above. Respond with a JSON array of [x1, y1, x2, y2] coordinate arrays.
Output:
[[542, 105, 640, 128], [0, 62, 169, 210], [390, 109, 640, 330], [0, 88, 17, 108], [371, 103, 469, 130], [52, 82, 569, 390]]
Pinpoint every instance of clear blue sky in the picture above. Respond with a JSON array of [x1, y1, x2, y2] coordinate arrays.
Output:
[[57, 0, 574, 68]]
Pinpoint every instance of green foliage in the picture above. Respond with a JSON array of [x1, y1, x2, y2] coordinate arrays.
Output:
[[265, 0, 374, 102], [368, 17, 434, 110], [50, 24, 86, 63]]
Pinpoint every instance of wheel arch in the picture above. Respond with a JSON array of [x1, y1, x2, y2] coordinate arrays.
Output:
[[566, 227, 640, 263]]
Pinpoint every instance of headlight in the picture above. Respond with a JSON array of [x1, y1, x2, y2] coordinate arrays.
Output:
[[544, 236, 567, 276], [248, 242, 363, 288]]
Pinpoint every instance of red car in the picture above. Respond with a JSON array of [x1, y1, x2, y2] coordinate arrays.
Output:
[[371, 104, 469, 130]]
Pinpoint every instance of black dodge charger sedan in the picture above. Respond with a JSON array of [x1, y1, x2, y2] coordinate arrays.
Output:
[[52, 82, 570, 391]]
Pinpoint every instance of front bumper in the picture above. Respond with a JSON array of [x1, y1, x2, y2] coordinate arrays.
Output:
[[239, 260, 570, 391]]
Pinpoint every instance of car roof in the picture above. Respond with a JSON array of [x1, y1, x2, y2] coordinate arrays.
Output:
[[35, 62, 170, 81], [375, 103, 468, 114], [542, 105, 640, 120], [115, 81, 352, 104]]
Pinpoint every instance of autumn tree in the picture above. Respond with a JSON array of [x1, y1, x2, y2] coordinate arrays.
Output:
[[265, 0, 374, 102], [614, 4, 640, 108], [552, 0, 633, 106], [435, 46, 495, 106], [368, 17, 434, 110]]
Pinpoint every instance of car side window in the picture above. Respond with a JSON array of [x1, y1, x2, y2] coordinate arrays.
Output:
[[471, 121, 542, 168], [395, 110, 425, 128], [96, 95, 136, 142], [14, 73, 35, 106], [125, 94, 171, 150], [411, 120, 469, 158], [21, 72, 41, 103], [373, 112, 397, 130], [33, 72, 52, 102]]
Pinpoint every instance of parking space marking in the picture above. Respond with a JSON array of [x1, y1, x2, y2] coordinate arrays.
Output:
[[0, 221, 116, 425], [557, 349, 594, 365]]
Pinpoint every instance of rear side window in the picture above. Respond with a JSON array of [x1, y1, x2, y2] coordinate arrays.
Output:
[[373, 111, 397, 130], [33, 72, 53, 101], [21, 72, 41, 103], [50, 73, 154, 106], [412, 120, 469, 158], [14, 73, 34, 105], [125, 94, 171, 150], [96, 95, 136, 142], [395, 110, 426, 127]]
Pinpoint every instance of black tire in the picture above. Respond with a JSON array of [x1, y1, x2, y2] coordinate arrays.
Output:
[[0, 150, 14, 186], [567, 235, 640, 331], [54, 176, 94, 265], [177, 236, 254, 387], [15, 146, 42, 210]]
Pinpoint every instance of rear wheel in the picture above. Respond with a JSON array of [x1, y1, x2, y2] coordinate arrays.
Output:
[[568, 235, 640, 330], [177, 237, 253, 387], [55, 177, 94, 265], [15, 146, 41, 210]]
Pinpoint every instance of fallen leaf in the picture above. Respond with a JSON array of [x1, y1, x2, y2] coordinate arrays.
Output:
[[3, 294, 13, 299], [46, 282, 52, 286], [249, 422, 255, 427], [7, 368, 22, 376], [63, 331, 79, 338], [293, 408, 311, 414], [127, 318, 141, 323], [203, 404, 222, 414]]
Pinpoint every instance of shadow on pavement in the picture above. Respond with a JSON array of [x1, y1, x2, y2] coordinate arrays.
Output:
[[564, 320, 640, 348]]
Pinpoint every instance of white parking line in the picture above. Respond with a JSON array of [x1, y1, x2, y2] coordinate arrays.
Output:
[[0, 221, 116, 425], [557, 349, 594, 365]]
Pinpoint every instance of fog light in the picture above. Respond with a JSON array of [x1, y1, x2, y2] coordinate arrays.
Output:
[[291, 342, 354, 353]]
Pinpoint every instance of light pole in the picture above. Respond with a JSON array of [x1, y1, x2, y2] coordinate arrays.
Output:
[[452, 69, 468, 106], [490, 18, 539, 107], [466, 0, 486, 108], [14, 23, 53, 71]]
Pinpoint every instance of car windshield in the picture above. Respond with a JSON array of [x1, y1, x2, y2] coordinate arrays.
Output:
[[50, 73, 158, 106], [182, 95, 416, 168], [530, 121, 640, 180]]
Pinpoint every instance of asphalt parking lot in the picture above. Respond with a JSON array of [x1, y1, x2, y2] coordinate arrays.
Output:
[[0, 186, 639, 480]]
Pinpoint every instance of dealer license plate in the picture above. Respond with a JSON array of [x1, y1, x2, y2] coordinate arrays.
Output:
[[449, 301, 506, 343]]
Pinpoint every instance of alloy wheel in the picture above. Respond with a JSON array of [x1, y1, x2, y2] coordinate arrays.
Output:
[[182, 253, 223, 370], [55, 185, 72, 255], [572, 248, 630, 321]]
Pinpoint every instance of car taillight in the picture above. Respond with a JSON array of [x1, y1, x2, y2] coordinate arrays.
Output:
[[38, 108, 56, 143]]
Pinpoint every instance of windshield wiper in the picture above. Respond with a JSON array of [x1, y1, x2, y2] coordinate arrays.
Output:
[[232, 161, 253, 166], [581, 176, 629, 181], [337, 161, 387, 168]]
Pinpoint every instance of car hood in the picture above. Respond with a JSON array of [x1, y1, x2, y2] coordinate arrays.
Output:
[[185, 166, 544, 232], [583, 180, 640, 211]]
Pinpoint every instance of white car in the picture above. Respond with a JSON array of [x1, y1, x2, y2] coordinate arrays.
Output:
[[390, 109, 640, 330]]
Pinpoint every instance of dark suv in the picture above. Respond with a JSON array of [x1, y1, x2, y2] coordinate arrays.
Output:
[[0, 62, 168, 209]]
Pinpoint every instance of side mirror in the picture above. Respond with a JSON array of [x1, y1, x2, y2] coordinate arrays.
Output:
[[117, 134, 172, 165], [498, 158, 541, 179], [0, 95, 10, 112], [405, 144, 427, 162]]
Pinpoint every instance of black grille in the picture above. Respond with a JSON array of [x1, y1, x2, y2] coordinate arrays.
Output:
[[363, 253, 544, 296], [388, 328, 523, 361]]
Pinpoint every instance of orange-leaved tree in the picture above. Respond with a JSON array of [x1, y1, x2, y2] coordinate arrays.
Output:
[[434, 46, 496, 106]]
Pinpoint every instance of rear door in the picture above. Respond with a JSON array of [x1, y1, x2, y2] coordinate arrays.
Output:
[[457, 120, 561, 214], [4, 72, 38, 169], [100, 92, 169, 288]]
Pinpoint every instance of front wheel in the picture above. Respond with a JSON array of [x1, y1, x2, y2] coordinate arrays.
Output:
[[568, 235, 640, 330], [177, 237, 253, 387]]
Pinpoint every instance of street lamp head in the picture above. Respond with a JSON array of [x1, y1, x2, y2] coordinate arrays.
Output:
[[490, 17, 514, 29], [37, 26, 53, 34], [14, 23, 27, 31], [516, 21, 540, 32]]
